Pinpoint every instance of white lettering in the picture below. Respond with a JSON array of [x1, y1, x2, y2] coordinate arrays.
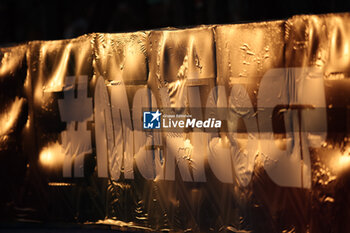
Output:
[[186, 118, 196, 127]]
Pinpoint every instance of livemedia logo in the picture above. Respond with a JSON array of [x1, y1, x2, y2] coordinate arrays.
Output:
[[143, 110, 161, 129]]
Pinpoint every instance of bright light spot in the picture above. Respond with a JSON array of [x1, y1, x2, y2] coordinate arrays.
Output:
[[332, 148, 350, 173], [338, 154, 350, 171], [0, 97, 24, 136], [39, 142, 65, 168], [45, 43, 72, 92], [25, 116, 30, 129]]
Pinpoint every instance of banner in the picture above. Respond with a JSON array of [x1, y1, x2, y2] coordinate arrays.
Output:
[[1, 13, 350, 233]]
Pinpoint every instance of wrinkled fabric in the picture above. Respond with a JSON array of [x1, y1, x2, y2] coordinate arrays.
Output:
[[1, 13, 350, 233]]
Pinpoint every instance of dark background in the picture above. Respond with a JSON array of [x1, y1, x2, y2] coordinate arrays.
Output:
[[0, 0, 350, 46]]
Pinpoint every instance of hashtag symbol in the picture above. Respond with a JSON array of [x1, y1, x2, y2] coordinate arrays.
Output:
[[58, 75, 93, 177]]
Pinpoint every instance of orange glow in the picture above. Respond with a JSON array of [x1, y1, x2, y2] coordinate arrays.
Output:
[[48, 182, 73, 186], [0, 97, 24, 136], [337, 153, 350, 171], [0, 45, 26, 78], [44, 43, 72, 93], [330, 149, 350, 174], [25, 115, 30, 129], [39, 142, 65, 168]]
